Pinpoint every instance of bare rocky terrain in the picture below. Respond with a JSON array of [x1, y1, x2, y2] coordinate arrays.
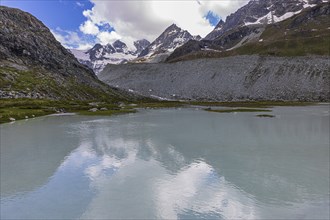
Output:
[[99, 55, 330, 101]]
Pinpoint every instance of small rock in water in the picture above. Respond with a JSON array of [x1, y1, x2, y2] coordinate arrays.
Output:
[[9, 117, 16, 121], [25, 116, 29, 119], [89, 108, 98, 112], [32, 115, 35, 117]]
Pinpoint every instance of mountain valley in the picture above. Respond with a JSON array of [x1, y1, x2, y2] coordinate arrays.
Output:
[[0, 0, 329, 113]]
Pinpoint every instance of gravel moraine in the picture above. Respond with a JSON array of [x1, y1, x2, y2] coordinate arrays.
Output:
[[99, 55, 330, 101]]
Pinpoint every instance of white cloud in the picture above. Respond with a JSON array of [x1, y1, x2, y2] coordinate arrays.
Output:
[[51, 28, 94, 50], [51, 29, 66, 45], [198, 0, 250, 21], [79, 20, 100, 35], [77, 43, 94, 50], [97, 31, 121, 45], [81, 0, 250, 46], [54, 0, 251, 49]]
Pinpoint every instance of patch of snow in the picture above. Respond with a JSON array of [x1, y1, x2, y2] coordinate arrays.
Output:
[[168, 29, 178, 35], [303, 0, 317, 8], [70, 49, 90, 61], [276, 11, 297, 22], [245, 12, 272, 25], [173, 37, 185, 43], [214, 27, 222, 31], [104, 52, 136, 60], [95, 48, 103, 59], [245, 8, 307, 26]]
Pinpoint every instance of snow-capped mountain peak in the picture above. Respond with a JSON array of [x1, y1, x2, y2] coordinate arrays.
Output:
[[138, 23, 195, 60], [204, 0, 324, 40], [70, 39, 150, 74], [134, 39, 151, 55], [113, 40, 129, 53]]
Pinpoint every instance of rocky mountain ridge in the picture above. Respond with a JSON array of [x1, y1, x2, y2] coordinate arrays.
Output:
[[71, 23, 199, 71], [70, 39, 150, 74], [166, 2, 329, 62], [136, 24, 200, 63], [72, 0, 328, 71], [204, 0, 324, 40], [0, 6, 135, 101]]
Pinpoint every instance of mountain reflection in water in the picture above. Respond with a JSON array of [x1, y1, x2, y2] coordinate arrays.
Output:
[[1, 106, 329, 219]]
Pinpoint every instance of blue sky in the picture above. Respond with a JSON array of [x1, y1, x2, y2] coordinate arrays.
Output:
[[1, 0, 247, 49], [205, 11, 221, 26], [1, 0, 93, 30]]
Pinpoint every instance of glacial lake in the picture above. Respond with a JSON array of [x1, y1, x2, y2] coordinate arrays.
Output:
[[1, 105, 329, 219]]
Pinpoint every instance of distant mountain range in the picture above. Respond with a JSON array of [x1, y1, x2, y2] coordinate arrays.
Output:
[[70, 0, 329, 73], [70, 39, 150, 74], [98, 1, 330, 102], [70, 24, 200, 73], [0, 0, 328, 102]]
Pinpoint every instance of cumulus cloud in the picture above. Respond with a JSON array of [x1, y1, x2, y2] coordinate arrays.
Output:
[[54, 0, 250, 49], [81, 0, 250, 46], [79, 20, 99, 35], [76, 43, 94, 50], [51, 28, 94, 50], [97, 31, 121, 45]]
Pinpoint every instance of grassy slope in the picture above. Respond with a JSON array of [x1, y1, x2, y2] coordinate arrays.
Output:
[[0, 65, 137, 102]]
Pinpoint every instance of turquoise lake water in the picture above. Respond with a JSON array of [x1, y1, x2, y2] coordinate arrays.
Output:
[[1, 105, 329, 219]]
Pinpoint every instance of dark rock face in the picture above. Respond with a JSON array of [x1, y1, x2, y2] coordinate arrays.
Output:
[[204, 0, 323, 40], [88, 43, 115, 61], [203, 20, 225, 41], [138, 24, 195, 58], [0, 6, 132, 101], [0, 6, 93, 78], [193, 35, 202, 41], [133, 39, 150, 55], [113, 40, 127, 53]]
